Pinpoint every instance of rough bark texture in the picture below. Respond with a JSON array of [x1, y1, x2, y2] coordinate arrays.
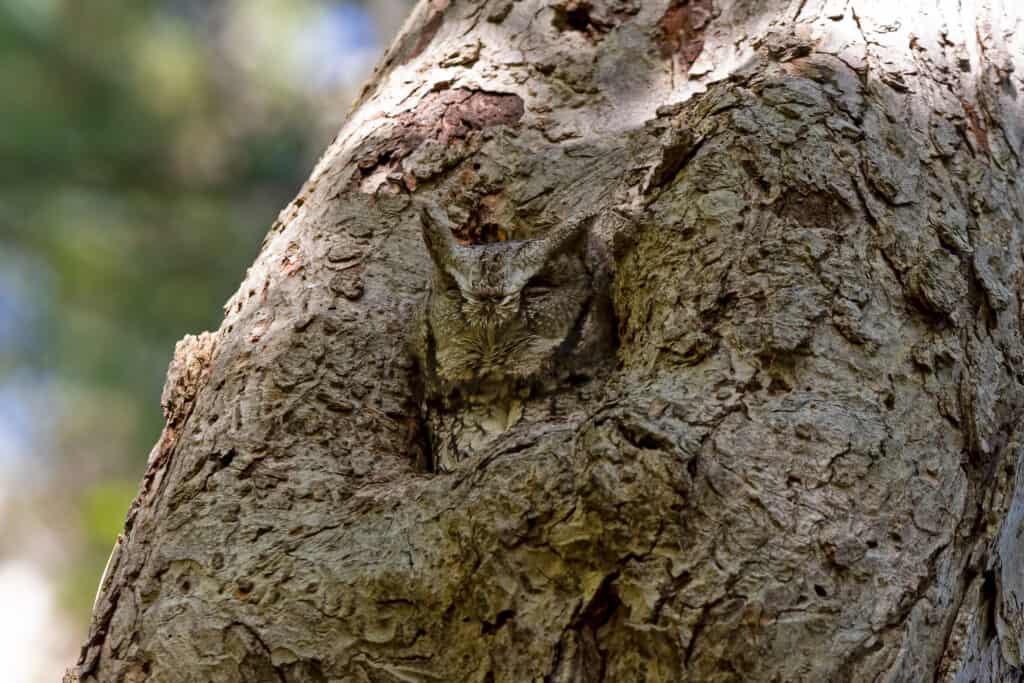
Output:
[[70, 0, 1024, 681]]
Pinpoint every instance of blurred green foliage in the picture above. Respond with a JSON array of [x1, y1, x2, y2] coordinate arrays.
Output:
[[0, 0, 402, 634], [1, 0, 319, 401]]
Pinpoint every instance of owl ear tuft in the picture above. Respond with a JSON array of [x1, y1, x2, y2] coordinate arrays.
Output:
[[509, 213, 596, 291], [420, 205, 457, 268], [541, 212, 596, 257]]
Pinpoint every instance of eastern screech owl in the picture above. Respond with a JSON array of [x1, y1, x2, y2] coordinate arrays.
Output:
[[413, 205, 598, 404]]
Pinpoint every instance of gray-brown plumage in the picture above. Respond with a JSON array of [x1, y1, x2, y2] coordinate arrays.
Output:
[[412, 205, 598, 403]]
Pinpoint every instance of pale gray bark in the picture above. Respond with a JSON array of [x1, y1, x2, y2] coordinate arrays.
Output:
[[69, 0, 1024, 681]]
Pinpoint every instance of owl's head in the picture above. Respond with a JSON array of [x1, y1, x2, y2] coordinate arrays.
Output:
[[420, 206, 590, 330]]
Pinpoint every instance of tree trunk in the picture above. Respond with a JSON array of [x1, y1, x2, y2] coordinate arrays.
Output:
[[69, 0, 1024, 680]]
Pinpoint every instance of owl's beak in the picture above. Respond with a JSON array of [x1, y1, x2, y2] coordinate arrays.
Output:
[[463, 292, 519, 329]]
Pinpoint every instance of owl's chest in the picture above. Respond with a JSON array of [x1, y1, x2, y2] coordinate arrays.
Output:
[[433, 316, 533, 380]]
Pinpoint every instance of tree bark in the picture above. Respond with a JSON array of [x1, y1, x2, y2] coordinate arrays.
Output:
[[70, 0, 1024, 681]]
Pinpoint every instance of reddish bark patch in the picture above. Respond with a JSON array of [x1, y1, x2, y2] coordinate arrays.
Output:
[[354, 88, 524, 194], [658, 0, 714, 71], [354, 89, 525, 192], [962, 100, 990, 155], [402, 89, 525, 145]]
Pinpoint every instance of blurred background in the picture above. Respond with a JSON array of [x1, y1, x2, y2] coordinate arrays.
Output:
[[0, 1, 412, 679]]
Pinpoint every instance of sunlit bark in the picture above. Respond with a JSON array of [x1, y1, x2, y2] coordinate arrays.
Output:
[[70, 0, 1024, 680]]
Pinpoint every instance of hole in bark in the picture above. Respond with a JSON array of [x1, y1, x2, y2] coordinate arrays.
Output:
[[407, 399, 434, 474], [142, 663, 151, 674], [552, 2, 592, 31], [580, 573, 621, 630], [180, 579, 191, 593], [562, 573, 621, 680], [635, 433, 665, 450], [567, 372, 591, 386], [866, 539, 877, 549], [619, 422, 673, 451], [236, 578, 254, 597], [813, 584, 827, 597], [883, 393, 896, 410], [478, 223, 504, 243], [482, 609, 516, 635], [289, 660, 327, 683], [552, 1, 611, 36], [686, 457, 698, 478], [565, 5, 592, 31], [982, 569, 998, 639], [218, 450, 236, 468]]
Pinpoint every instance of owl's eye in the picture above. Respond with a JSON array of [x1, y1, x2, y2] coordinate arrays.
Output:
[[524, 286, 552, 296], [524, 274, 555, 296]]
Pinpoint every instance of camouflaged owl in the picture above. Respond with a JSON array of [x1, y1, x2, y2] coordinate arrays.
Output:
[[412, 205, 598, 403]]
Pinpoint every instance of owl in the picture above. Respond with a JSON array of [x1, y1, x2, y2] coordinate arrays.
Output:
[[412, 205, 598, 404]]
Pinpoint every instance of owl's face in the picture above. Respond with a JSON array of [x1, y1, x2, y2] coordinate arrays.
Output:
[[439, 241, 546, 329], [420, 206, 593, 390]]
